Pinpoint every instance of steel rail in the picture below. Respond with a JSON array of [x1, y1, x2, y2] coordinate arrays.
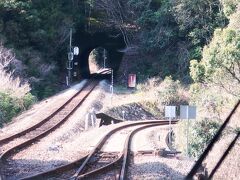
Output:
[[0, 70, 109, 147], [120, 121, 178, 180], [19, 120, 170, 180], [97, 69, 111, 74], [77, 121, 177, 179], [20, 156, 88, 180], [0, 81, 89, 146], [74, 120, 178, 180], [0, 80, 100, 180], [76, 154, 123, 179], [0, 81, 98, 160]]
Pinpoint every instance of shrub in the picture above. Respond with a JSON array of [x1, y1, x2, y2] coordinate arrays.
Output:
[[0, 92, 21, 127], [0, 92, 36, 127], [0, 44, 36, 127], [190, 83, 232, 121], [23, 93, 36, 110], [189, 119, 220, 158], [136, 77, 161, 92], [137, 76, 189, 116], [0, 43, 31, 98], [158, 77, 180, 105]]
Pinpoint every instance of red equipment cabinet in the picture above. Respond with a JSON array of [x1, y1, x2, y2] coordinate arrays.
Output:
[[128, 74, 136, 88]]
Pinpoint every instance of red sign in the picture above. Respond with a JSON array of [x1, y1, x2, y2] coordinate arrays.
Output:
[[128, 74, 136, 88]]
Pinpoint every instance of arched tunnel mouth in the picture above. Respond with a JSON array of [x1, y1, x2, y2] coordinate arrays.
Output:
[[88, 47, 109, 74], [72, 31, 126, 80]]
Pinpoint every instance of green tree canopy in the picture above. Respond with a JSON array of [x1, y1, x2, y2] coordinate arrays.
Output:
[[190, 27, 240, 96]]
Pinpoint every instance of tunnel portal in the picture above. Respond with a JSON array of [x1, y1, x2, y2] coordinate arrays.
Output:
[[73, 31, 125, 79]]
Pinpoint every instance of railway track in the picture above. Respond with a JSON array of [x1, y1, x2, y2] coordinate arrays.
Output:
[[0, 78, 100, 179], [20, 120, 176, 180]]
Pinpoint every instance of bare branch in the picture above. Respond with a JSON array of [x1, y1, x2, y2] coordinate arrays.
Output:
[[0, 43, 31, 98], [0, 43, 14, 69]]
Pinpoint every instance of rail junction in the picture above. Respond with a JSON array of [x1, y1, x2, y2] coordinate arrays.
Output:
[[0, 69, 177, 180], [0, 69, 239, 179]]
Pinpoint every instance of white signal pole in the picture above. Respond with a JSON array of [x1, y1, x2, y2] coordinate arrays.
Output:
[[110, 69, 113, 105]]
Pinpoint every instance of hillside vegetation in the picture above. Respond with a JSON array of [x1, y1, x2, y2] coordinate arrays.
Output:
[[0, 0, 239, 164], [0, 0, 87, 126]]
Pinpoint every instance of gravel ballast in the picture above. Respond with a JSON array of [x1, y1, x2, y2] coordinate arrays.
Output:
[[1, 80, 196, 180]]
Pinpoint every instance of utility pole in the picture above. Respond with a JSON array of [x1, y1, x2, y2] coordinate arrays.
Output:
[[67, 28, 73, 86], [69, 28, 72, 84]]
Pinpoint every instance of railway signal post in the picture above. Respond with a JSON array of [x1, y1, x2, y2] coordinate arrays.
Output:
[[66, 28, 79, 86]]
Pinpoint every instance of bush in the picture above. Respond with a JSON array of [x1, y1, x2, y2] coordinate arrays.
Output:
[[23, 93, 36, 110], [0, 92, 36, 127], [137, 76, 189, 116], [189, 119, 220, 158], [0, 92, 22, 127], [158, 77, 181, 105]]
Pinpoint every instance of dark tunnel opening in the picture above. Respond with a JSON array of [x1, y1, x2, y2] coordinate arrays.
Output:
[[72, 31, 126, 79], [88, 47, 108, 73]]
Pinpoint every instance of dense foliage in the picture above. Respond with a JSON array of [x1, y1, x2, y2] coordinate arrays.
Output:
[[0, 92, 36, 127], [0, 0, 87, 98], [190, 28, 240, 95], [187, 1, 239, 158], [0, 43, 36, 126], [0, 0, 239, 145], [0, 1, 88, 125], [126, 0, 228, 81], [0, 0, 85, 50], [0, 0, 237, 95], [189, 119, 220, 158]]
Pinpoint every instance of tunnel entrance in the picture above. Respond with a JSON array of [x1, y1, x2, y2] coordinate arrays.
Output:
[[88, 47, 109, 74], [72, 31, 125, 79]]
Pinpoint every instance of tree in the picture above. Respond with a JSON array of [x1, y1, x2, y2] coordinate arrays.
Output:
[[91, 0, 135, 46], [190, 28, 240, 97], [173, 0, 227, 43]]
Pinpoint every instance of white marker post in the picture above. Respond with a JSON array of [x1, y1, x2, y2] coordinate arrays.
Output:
[[110, 69, 114, 105], [122, 111, 125, 121]]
